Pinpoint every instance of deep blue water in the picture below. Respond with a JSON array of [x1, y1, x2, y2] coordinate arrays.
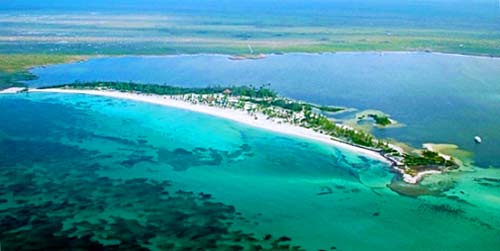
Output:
[[2, 0, 500, 33], [28, 52, 500, 167]]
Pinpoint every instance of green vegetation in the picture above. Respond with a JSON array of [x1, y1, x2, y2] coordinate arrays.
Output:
[[41, 81, 277, 98], [243, 98, 311, 113], [0, 71, 36, 89], [404, 151, 456, 168], [368, 114, 392, 126], [0, 54, 86, 90], [0, 54, 87, 72], [243, 98, 303, 112], [318, 106, 345, 113], [243, 98, 344, 114], [302, 110, 375, 147]]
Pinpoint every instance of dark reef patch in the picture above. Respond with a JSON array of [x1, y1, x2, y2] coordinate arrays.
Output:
[[417, 202, 495, 230], [388, 176, 455, 197], [421, 203, 465, 215], [0, 138, 311, 250], [474, 177, 500, 188], [120, 152, 156, 167], [157, 144, 252, 171], [317, 186, 333, 195]]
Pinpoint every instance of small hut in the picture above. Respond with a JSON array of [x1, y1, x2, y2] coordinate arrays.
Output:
[[223, 89, 232, 96]]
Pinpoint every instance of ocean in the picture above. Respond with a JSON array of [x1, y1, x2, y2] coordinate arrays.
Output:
[[1, 92, 499, 250]]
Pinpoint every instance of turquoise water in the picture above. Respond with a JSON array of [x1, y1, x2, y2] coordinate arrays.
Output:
[[28, 52, 500, 167], [1, 92, 500, 250]]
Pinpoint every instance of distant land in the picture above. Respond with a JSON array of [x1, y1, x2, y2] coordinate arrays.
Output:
[[2, 0, 500, 88]]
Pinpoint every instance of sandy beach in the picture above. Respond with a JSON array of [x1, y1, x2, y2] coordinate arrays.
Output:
[[31, 88, 391, 164], [0, 87, 25, 94], [402, 170, 441, 184]]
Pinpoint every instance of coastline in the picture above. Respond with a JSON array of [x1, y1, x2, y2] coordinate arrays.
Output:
[[0, 87, 25, 94], [30, 88, 391, 165], [25, 56, 90, 72], [402, 170, 441, 184], [22, 50, 500, 73], [100, 51, 500, 61]]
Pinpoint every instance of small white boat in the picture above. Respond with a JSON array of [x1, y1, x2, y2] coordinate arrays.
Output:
[[474, 136, 482, 144]]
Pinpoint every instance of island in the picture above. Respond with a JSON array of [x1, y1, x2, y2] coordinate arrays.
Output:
[[27, 81, 459, 183], [356, 111, 396, 127], [228, 53, 267, 61], [367, 114, 392, 126]]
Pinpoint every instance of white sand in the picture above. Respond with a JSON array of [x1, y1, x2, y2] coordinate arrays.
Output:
[[32, 88, 391, 164], [403, 170, 441, 184], [423, 143, 452, 161], [0, 87, 25, 94]]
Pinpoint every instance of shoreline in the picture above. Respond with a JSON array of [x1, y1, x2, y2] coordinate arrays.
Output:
[[0, 87, 25, 94], [402, 170, 441, 184], [22, 50, 500, 73], [30, 88, 392, 165], [86, 51, 500, 60]]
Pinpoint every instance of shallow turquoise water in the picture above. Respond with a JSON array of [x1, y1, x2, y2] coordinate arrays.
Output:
[[1, 92, 500, 250], [28, 52, 500, 167]]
